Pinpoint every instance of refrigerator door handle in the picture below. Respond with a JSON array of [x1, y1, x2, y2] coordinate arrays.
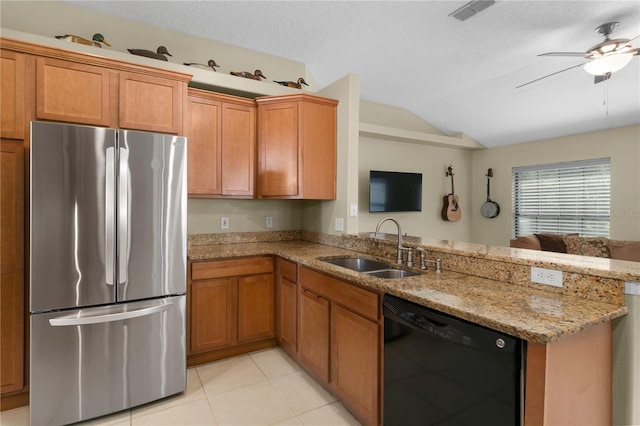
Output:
[[118, 146, 129, 285], [48, 301, 173, 326], [105, 147, 116, 286]]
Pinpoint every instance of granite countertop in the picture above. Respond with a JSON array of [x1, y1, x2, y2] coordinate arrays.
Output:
[[188, 240, 628, 344]]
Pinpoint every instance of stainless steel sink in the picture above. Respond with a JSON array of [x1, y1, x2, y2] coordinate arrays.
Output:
[[364, 269, 419, 279], [321, 257, 390, 272]]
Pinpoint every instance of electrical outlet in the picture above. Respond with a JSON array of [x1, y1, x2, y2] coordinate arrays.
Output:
[[349, 203, 358, 217], [220, 216, 229, 229], [531, 267, 563, 287], [265, 216, 273, 228], [335, 217, 344, 232]]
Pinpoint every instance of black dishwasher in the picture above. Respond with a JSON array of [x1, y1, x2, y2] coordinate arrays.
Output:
[[383, 294, 523, 426]]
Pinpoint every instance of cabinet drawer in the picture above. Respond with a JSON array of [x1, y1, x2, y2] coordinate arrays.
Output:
[[192, 256, 273, 280], [277, 257, 297, 283], [299, 267, 379, 321]]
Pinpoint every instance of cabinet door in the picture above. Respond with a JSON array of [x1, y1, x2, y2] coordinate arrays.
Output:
[[190, 278, 236, 353], [257, 101, 299, 197], [221, 102, 255, 196], [0, 50, 25, 139], [276, 276, 297, 355], [237, 274, 274, 343], [331, 304, 379, 426], [185, 94, 222, 195], [36, 57, 112, 126], [299, 288, 330, 383], [119, 71, 183, 134], [1, 140, 24, 394]]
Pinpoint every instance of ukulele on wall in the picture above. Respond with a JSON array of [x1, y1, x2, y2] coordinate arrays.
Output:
[[442, 166, 462, 222]]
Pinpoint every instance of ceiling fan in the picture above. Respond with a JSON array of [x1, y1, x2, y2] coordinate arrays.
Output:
[[517, 22, 639, 88]]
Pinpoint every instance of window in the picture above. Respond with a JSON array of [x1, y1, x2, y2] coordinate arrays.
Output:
[[512, 158, 610, 237]]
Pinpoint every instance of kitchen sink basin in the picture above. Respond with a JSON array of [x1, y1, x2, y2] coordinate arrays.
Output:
[[364, 269, 419, 279], [321, 257, 390, 272]]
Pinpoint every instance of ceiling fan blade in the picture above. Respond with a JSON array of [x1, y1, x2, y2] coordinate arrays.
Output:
[[594, 73, 612, 84], [516, 63, 585, 89], [538, 52, 586, 57]]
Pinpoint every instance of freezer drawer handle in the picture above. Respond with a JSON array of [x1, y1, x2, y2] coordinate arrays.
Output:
[[48, 301, 173, 326]]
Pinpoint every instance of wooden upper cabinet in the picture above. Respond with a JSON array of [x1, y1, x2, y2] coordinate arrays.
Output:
[[256, 94, 338, 200], [185, 89, 255, 198], [1, 139, 25, 394], [221, 102, 255, 196], [1, 51, 25, 139], [185, 93, 222, 195], [36, 57, 113, 127], [119, 71, 183, 134]]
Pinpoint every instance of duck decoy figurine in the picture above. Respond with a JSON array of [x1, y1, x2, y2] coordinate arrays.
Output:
[[127, 46, 172, 61], [55, 33, 111, 48], [273, 77, 309, 89], [230, 69, 266, 80], [183, 59, 220, 71]]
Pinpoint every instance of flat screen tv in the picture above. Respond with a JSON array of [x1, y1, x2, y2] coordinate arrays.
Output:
[[369, 170, 422, 213]]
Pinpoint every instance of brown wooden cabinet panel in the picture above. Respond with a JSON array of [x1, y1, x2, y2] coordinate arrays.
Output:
[[256, 94, 337, 200], [36, 57, 112, 126], [221, 102, 255, 196], [0, 51, 25, 139], [119, 71, 183, 134], [276, 257, 298, 356], [185, 89, 255, 198], [0, 140, 24, 395], [188, 257, 274, 360], [238, 274, 274, 343], [299, 288, 330, 382], [185, 94, 222, 195], [190, 278, 236, 353], [331, 304, 379, 426]]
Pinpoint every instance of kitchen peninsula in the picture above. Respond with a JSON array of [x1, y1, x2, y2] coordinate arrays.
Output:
[[187, 230, 633, 426]]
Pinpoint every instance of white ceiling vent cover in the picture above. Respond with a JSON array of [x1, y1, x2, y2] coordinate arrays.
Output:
[[449, 1, 496, 21]]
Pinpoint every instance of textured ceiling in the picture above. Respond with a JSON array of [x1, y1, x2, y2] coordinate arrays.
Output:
[[70, 0, 640, 148]]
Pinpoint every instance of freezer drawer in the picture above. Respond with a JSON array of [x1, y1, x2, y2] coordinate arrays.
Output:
[[30, 295, 186, 426]]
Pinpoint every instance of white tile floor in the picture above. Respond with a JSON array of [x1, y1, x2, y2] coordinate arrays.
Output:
[[0, 348, 361, 426]]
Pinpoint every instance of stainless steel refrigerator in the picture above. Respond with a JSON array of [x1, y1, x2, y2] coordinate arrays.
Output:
[[29, 121, 187, 425]]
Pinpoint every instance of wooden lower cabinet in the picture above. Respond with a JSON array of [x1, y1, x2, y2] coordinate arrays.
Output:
[[0, 140, 25, 398], [238, 274, 274, 343], [190, 278, 236, 353], [298, 288, 331, 382], [275, 257, 298, 356], [331, 305, 379, 425], [297, 266, 381, 426], [187, 257, 275, 365]]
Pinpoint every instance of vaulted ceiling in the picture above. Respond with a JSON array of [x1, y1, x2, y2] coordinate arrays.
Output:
[[70, 1, 640, 148]]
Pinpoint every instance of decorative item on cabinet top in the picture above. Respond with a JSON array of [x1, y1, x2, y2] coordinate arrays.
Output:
[[55, 33, 111, 48], [274, 77, 309, 89], [127, 46, 172, 61], [230, 69, 267, 80], [183, 59, 220, 71]]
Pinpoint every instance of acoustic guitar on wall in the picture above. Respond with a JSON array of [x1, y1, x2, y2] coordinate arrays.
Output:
[[442, 166, 462, 222]]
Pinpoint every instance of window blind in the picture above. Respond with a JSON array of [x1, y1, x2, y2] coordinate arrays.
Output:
[[512, 158, 610, 237]]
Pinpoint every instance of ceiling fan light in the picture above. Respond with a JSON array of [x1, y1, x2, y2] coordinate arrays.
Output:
[[584, 53, 633, 75]]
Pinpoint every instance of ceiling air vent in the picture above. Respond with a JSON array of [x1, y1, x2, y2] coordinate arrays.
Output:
[[449, 0, 496, 21]]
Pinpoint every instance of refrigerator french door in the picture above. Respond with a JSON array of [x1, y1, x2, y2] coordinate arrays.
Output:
[[29, 121, 187, 426]]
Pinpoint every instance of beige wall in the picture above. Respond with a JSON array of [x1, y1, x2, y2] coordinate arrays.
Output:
[[470, 125, 640, 247], [358, 136, 474, 241], [187, 199, 302, 234]]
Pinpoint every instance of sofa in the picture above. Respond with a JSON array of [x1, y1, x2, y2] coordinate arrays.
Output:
[[510, 233, 640, 262]]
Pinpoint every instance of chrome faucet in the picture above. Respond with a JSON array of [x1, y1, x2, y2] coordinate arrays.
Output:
[[415, 247, 442, 273], [374, 217, 406, 265]]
